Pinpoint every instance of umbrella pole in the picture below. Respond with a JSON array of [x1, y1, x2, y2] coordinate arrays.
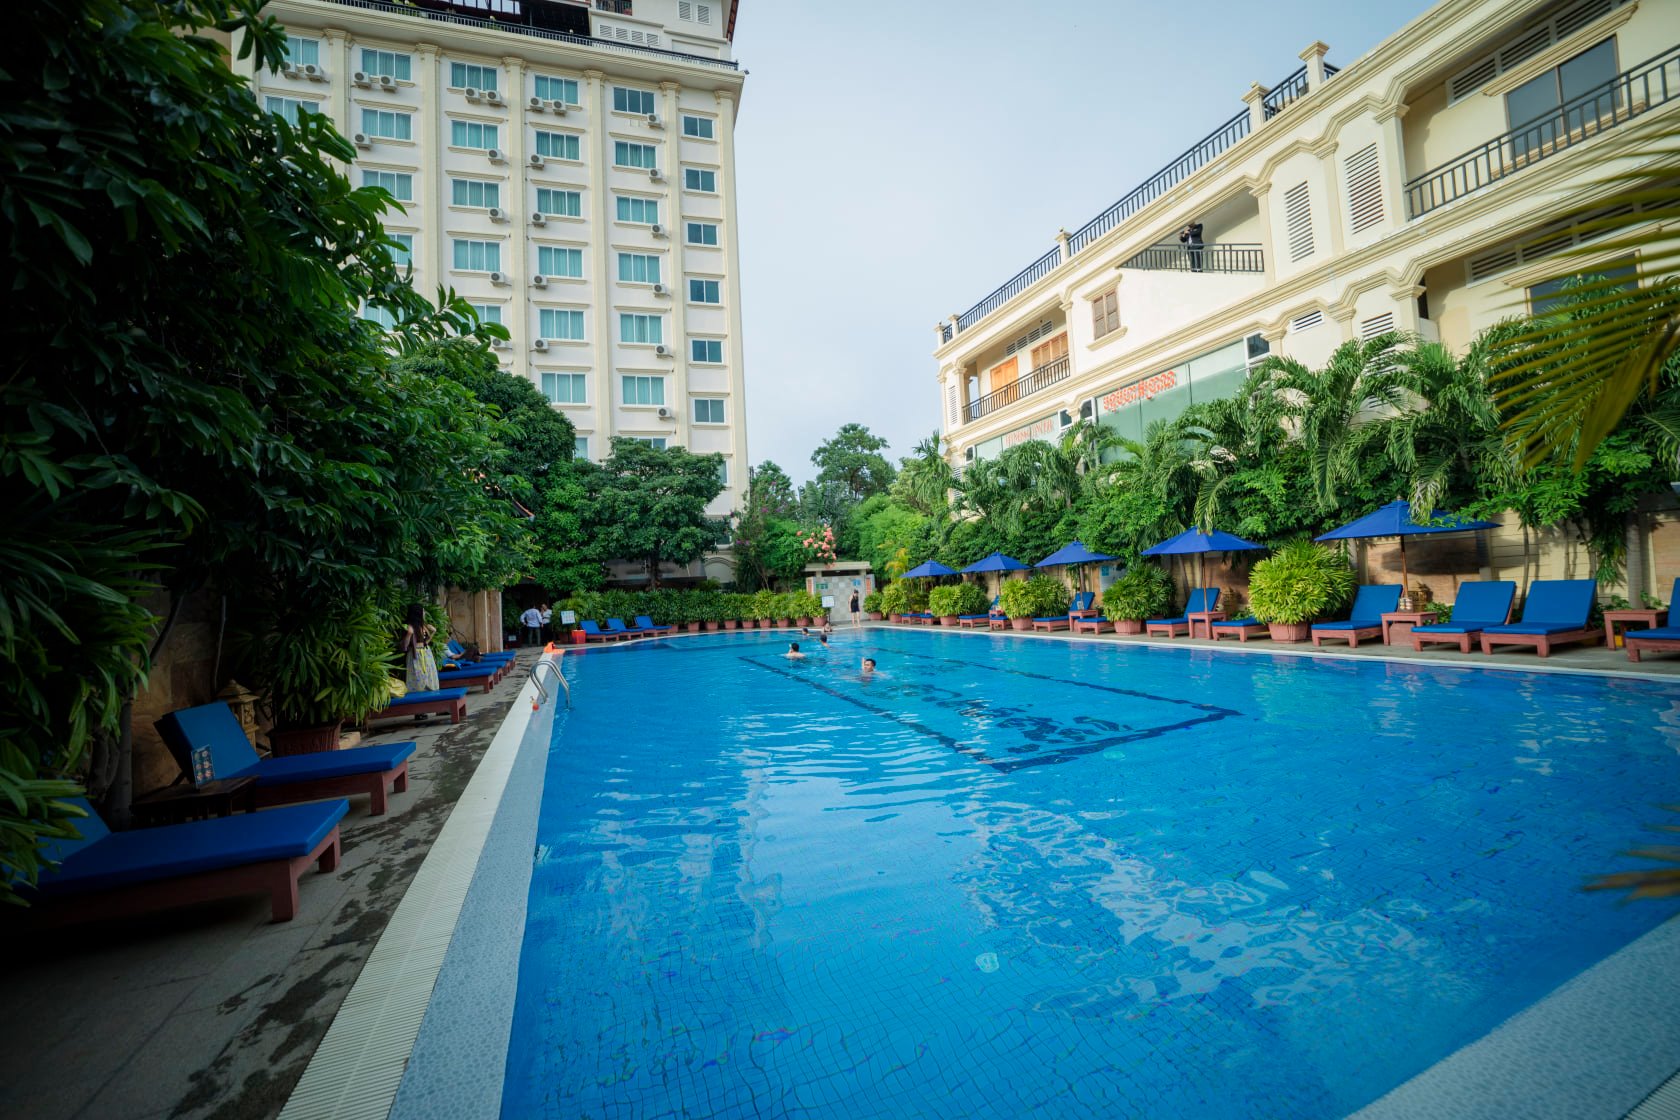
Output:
[[1400, 537, 1410, 600]]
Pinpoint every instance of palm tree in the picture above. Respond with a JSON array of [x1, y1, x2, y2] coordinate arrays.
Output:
[[892, 431, 956, 517], [1378, 338, 1516, 516]]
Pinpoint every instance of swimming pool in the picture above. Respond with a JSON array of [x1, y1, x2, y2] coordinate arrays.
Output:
[[445, 631, 1680, 1117]]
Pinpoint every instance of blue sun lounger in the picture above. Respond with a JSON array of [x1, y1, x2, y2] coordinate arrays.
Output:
[[576, 620, 621, 643], [1310, 584, 1403, 648], [1408, 581, 1516, 652], [365, 687, 470, 727], [436, 663, 502, 692], [446, 639, 514, 664], [634, 615, 675, 634], [1032, 592, 1096, 632], [1480, 578, 1599, 657], [1146, 588, 1221, 638], [606, 617, 651, 638], [957, 597, 1000, 627], [22, 797, 346, 923], [156, 702, 415, 817]]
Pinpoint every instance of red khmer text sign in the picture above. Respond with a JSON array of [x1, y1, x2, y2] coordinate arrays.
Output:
[[1099, 370, 1177, 413]]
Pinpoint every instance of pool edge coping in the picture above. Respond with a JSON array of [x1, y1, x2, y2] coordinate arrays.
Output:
[[275, 653, 558, 1120]]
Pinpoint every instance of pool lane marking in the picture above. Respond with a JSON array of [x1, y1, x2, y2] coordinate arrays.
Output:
[[740, 656, 1235, 774]]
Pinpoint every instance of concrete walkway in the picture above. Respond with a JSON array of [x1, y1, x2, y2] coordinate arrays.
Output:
[[0, 652, 537, 1120]]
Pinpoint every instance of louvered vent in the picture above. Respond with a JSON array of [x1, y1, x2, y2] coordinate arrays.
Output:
[[1003, 320, 1055, 357], [1360, 312, 1396, 340], [1468, 246, 1521, 282], [1446, 0, 1629, 103], [946, 385, 959, 428], [1464, 196, 1655, 283], [1291, 309, 1324, 332], [1344, 144, 1384, 234], [1285, 182, 1314, 262], [678, 1, 691, 18], [698, 4, 712, 24]]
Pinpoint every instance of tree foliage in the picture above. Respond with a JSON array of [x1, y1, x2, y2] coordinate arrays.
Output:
[[587, 439, 728, 587], [811, 423, 897, 502]]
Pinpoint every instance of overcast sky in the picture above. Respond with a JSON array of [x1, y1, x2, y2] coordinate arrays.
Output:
[[727, 0, 1435, 485]]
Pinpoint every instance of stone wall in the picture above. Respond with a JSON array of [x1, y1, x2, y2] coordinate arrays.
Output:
[[129, 589, 225, 796]]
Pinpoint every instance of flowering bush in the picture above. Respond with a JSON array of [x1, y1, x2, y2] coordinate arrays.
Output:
[[799, 524, 838, 564]]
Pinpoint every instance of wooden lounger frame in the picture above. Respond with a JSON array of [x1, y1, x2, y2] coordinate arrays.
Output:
[[1210, 621, 1267, 642], [367, 693, 466, 727], [1072, 617, 1113, 635], [1030, 618, 1071, 632], [1411, 630, 1483, 654], [1479, 628, 1600, 657], [1311, 625, 1384, 648], [1626, 635, 1680, 662], [252, 761, 410, 818]]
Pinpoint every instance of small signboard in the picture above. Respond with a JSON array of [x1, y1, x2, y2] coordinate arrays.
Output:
[[191, 746, 215, 786], [560, 610, 577, 624]]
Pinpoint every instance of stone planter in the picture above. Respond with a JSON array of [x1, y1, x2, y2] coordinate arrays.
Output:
[[268, 720, 343, 757], [1010, 618, 1032, 631], [1268, 622, 1312, 642], [1113, 619, 1145, 635], [888, 613, 902, 623], [868, 611, 883, 621], [939, 615, 959, 626], [796, 616, 812, 627], [776, 617, 793, 628]]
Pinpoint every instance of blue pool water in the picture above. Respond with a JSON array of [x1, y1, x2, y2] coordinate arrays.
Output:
[[499, 630, 1680, 1118]]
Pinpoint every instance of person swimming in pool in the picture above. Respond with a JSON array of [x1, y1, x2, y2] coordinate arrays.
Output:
[[786, 642, 805, 660], [861, 656, 876, 676]]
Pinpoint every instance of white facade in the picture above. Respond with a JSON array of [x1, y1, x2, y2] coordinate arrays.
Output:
[[934, 0, 1679, 469], [249, 0, 749, 524]]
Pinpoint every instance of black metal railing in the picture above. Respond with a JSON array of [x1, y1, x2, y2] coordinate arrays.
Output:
[[1121, 242, 1265, 272], [940, 321, 953, 344], [953, 246, 1064, 333], [945, 63, 1335, 341], [1262, 62, 1336, 119], [316, 0, 740, 70], [965, 355, 1071, 422], [1406, 45, 1679, 219]]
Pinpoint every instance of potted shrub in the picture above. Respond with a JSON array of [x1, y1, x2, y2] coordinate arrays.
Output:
[[1000, 575, 1068, 631], [1103, 566, 1172, 634], [879, 582, 909, 622], [751, 589, 778, 628], [863, 589, 884, 621], [930, 583, 988, 625], [721, 594, 742, 629], [774, 592, 796, 629], [1247, 539, 1356, 642], [241, 592, 395, 756], [700, 592, 721, 631]]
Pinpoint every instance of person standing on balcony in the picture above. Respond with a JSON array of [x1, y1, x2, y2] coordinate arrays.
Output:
[[1179, 221, 1204, 272]]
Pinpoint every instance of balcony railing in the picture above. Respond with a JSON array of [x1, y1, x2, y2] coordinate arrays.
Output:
[[943, 63, 1336, 344], [965, 355, 1071, 423], [313, 0, 740, 70], [1405, 44, 1679, 219], [1121, 242, 1265, 273]]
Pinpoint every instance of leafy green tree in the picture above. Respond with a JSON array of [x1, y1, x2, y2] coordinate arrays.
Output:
[[0, 0, 509, 895], [811, 423, 896, 502], [530, 458, 607, 596], [892, 432, 957, 517], [588, 438, 728, 587]]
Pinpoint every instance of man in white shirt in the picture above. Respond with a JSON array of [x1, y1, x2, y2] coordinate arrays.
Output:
[[520, 605, 542, 647], [539, 604, 553, 644]]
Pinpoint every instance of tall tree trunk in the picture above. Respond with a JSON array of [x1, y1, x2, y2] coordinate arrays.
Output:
[[1625, 513, 1644, 605]]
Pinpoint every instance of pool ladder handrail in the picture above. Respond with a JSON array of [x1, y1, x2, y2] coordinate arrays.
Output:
[[529, 656, 571, 709]]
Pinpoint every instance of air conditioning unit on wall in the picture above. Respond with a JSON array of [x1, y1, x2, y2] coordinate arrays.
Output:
[[656, 406, 673, 419]]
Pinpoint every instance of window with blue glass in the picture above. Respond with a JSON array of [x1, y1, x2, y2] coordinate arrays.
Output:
[[686, 221, 719, 246], [361, 49, 411, 81], [363, 170, 413, 202], [614, 141, 658, 169], [450, 119, 498, 149], [469, 303, 503, 325], [612, 86, 656, 114], [616, 196, 658, 224], [536, 188, 582, 217], [681, 114, 714, 139], [451, 178, 499, 208], [537, 246, 583, 278], [451, 238, 500, 272], [617, 253, 661, 284], [683, 168, 716, 193], [541, 373, 588, 404], [620, 314, 663, 344], [573, 435, 589, 459], [622, 375, 665, 406], [450, 62, 498, 92], [693, 397, 725, 424], [284, 35, 320, 67], [688, 278, 720, 304], [361, 108, 412, 140], [539, 308, 585, 340], [533, 75, 579, 105], [387, 233, 413, 267], [690, 338, 723, 363], [534, 130, 580, 161], [265, 96, 318, 125]]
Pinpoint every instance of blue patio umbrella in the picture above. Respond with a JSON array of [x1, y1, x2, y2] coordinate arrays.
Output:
[[900, 559, 957, 580], [1034, 541, 1116, 593], [1141, 528, 1266, 589], [1316, 500, 1500, 593], [960, 551, 1030, 575]]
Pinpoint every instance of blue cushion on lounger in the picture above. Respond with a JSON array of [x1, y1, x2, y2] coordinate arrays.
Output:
[[437, 666, 495, 681], [156, 703, 415, 788], [1482, 579, 1596, 634], [1409, 624, 1477, 635], [1411, 581, 1516, 637], [31, 798, 348, 897], [1311, 585, 1402, 632], [1149, 588, 1220, 626], [1628, 625, 1680, 639], [634, 616, 674, 633], [1216, 617, 1262, 626], [388, 688, 469, 705]]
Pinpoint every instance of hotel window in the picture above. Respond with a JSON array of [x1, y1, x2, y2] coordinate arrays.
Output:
[[612, 86, 656, 115], [283, 35, 320, 67], [361, 109, 413, 141], [688, 278, 720, 304], [716, 459, 728, 486], [683, 168, 716, 193], [469, 303, 503, 326], [616, 196, 659, 224], [681, 114, 714, 139], [264, 96, 318, 125], [362, 170, 413, 202], [690, 338, 723, 364], [620, 314, 663, 345], [360, 49, 411, 82], [617, 252, 661, 285], [622, 375, 666, 406], [536, 188, 582, 218], [451, 178, 499, 209], [1528, 261, 1637, 316], [573, 435, 589, 459], [1092, 288, 1120, 338], [1506, 39, 1619, 159], [386, 233, 413, 267], [539, 308, 585, 340], [534, 130, 580, 161], [451, 238, 500, 272], [533, 75, 579, 105], [693, 397, 725, 424], [450, 120, 498, 150], [685, 221, 719, 246], [449, 62, 498, 92], [537, 246, 583, 278], [614, 141, 658, 169], [361, 303, 398, 329], [634, 437, 669, 450], [541, 372, 588, 405]]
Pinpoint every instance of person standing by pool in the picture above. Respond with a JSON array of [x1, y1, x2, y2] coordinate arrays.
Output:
[[849, 589, 861, 628], [400, 604, 440, 693], [539, 603, 552, 644], [520, 604, 541, 647]]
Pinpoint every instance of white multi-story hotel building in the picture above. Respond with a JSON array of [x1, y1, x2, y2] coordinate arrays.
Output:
[[244, 0, 749, 521], [933, 0, 1678, 474]]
